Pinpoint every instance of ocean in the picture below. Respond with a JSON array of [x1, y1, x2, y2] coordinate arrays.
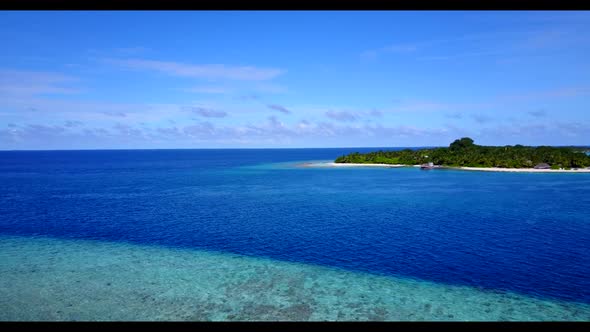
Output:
[[1, 148, 589, 321]]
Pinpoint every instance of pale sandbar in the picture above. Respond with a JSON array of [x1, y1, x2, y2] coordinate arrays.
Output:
[[298, 162, 416, 168]]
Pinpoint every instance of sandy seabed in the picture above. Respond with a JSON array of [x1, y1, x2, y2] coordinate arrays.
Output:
[[1, 235, 589, 321]]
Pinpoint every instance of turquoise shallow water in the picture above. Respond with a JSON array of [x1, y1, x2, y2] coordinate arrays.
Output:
[[1, 235, 589, 321]]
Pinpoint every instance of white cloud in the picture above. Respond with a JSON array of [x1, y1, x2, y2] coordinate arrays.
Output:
[[4, 117, 589, 149]]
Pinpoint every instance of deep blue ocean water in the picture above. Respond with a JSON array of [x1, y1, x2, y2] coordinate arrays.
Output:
[[1, 148, 589, 308]]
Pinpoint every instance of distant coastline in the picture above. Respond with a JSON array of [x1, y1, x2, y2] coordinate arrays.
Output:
[[456, 167, 590, 173], [333, 137, 590, 172], [299, 162, 590, 173]]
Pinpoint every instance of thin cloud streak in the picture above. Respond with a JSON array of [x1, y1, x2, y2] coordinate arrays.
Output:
[[104, 58, 285, 81], [528, 110, 547, 118], [184, 86, 231, 94], [470, 114, 493, 124], [325, 110, 359, 122], [190, 107, 228, 118], [0, 69, 80, 97], [497, 87, 590, 102], [360, 30, 529, 61], [445, 112, 463, 119], [267, 104, 291, 114]]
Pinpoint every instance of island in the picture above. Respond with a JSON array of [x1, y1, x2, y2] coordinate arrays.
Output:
[[333, 138, 590, 172]]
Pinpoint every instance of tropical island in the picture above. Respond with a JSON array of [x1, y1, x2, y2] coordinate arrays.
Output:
[[333, 138, 590, 172]]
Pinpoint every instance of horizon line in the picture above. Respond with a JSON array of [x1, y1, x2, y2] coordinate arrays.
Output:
[[1, 144, 589, 152]]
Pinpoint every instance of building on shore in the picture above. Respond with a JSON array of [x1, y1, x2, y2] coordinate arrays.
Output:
[[421, 162, 434, 170], [534, 163, 551, 169]]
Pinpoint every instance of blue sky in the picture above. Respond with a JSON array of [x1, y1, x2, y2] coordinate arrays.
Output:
[[1, 11, 589, 149]]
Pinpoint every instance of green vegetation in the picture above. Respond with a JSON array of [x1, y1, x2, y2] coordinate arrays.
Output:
[[334, 137, 590, 169]]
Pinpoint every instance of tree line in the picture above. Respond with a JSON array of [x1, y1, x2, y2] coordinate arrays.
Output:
[[334, 138, 590, 169]]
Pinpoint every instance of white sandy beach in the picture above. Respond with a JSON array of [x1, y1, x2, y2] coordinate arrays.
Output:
[[299, 162, 590, 173], [457, 167, 590, 173]]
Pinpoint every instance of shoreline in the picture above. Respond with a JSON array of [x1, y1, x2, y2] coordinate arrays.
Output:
[[298, 162, 416, 168], [298, 162, 590, 173], [456, 167, 590, 173]]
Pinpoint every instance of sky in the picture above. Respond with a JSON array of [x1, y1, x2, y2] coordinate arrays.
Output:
[[1, 11, 589, 149]]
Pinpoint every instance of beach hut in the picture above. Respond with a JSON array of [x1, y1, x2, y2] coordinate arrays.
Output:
[[534, 163, 550, 169], [420, 162, 434, 170]]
